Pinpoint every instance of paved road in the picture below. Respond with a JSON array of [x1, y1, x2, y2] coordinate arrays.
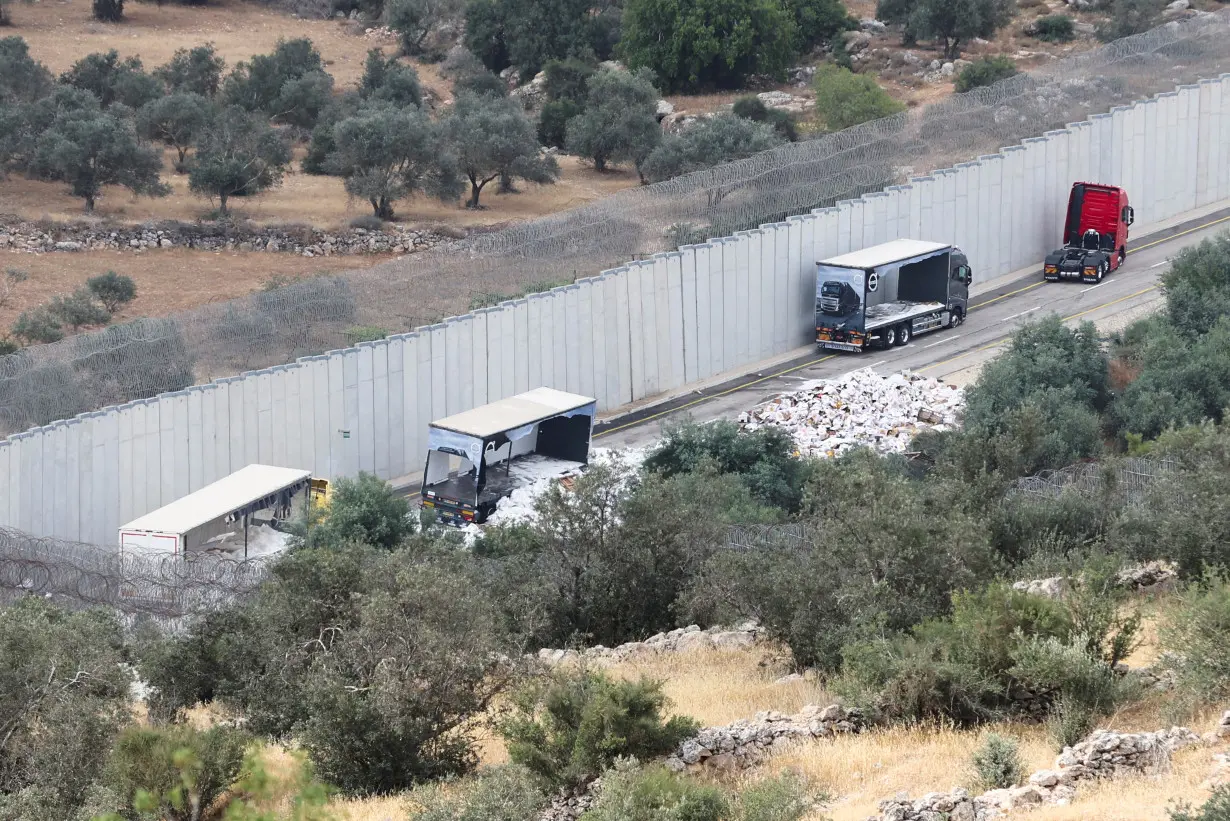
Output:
[[593, 207, 1230, 451]]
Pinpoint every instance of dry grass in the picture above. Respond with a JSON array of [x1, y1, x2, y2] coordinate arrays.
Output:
[[0, 150, 639, 228], [10, 0, 379, 88], [0, 245, 383, 331], [605, 645, 832, 728], [767, 722, 1055, 820]]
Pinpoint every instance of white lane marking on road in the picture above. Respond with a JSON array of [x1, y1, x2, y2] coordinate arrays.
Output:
[[925, 334, 962, 348], [1080, 282, 1106, 293], [1003, 307, 1041, 321], [1149, 259, 1171, 268], [870, 360, 887, 368]]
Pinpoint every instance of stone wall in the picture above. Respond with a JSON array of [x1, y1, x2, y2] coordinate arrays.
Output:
[[871, 725, 1204, 821], [0, 217, 448, 257], [535, 623, 762, 666], [1011, 560, 1179, 600], [665, 704, 864, 773]]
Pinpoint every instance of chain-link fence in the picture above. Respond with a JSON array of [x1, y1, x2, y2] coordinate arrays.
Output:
[[0, 527, 271, 618], [2, 12, 1229, 436]]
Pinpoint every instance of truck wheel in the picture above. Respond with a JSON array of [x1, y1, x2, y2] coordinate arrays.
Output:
[[883, 327, 897, 347], [949, 309, 963, 328], [1098, 260, 1107, 282], [896, 323, 911, 346]]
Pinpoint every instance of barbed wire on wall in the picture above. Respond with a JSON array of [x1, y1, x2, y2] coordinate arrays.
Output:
[[1007, 456, 1178, 505], [0, 527, 270, 619], [1, 12, 1229, 436]]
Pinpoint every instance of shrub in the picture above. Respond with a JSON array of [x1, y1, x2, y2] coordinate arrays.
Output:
[[834, 579, 1132, 727], [695, 451, 996, 672], [1111, 467, 1230, 578], [1097, 0, 1162, 41], [971, 733, 1024, 790], [48, 288, 111, 332], [735, 772, 816, 821], [476, 460, 777, 651], [641, 114, 784, 185], [1045, 693, 1097, 750], [301, 471, 413, 549], [784, 0, 855, 52], [732, 95, 798, 141], [343, 324, 388, 343], [500, 669, 700, 790], [538, 99, 582, 149], [0, 599, 131, 817], [410, 766, 546, 821], [86, 271, 137, 313], [583, 763, 729, 821], [11, 306, 63, 344], [954, 55, 1018, 93], [1170, 785, 1230, 821], [812, 65, 904, 131], [543, 57, 595, 104], [138, 548, 512, 795], [618, 0, 798, 92], [1032, 14, 1076, 42], [1009, 634, 1129, 730], [644, 420, 810, 512], [1159, 574, 1230, 715], [103, 725, 249, 821]]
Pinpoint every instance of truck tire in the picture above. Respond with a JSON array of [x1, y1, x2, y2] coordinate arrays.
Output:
[[896, 323, 911, 346], [883, 327, 897, 347], [949, 309, 964, 328]]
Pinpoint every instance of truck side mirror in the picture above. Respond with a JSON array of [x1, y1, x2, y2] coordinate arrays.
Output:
[[1124, 206, 1135, 226]]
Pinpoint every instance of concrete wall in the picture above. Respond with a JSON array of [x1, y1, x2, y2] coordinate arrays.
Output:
[[4, 77, 1230, 546]]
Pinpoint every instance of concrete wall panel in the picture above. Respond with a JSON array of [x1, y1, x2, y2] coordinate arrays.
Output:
[[575, 282, 596, 400]]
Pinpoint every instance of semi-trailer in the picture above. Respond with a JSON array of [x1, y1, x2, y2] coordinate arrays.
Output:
[[815, 239, 973, 352]]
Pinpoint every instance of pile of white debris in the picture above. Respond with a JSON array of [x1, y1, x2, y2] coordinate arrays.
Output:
[[463, 447, 647, 537], [738, 368, 965, 458]]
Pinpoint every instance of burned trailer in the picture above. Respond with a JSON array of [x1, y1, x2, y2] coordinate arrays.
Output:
[[420, 387, 597, 526]]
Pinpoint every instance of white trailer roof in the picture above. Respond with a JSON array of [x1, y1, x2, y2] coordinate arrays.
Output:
[[820, 239, 951, 270], [119, 464, 312, 536], [430, 387, 596, 439]]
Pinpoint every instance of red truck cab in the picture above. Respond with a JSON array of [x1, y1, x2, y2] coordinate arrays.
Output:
[[1044, 183, 1134, 283]]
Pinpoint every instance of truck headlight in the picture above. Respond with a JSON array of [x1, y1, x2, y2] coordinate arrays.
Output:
[[1044, 265, 1057, 273]]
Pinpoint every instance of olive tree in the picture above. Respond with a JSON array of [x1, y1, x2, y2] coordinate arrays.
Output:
[[136, 92, 214, 167], [564, 68, 661, 174], [641, 113, 783, 184], [188, 106, 291, 216], [32, 106, 169, 212], [327, 104, 461, 219], [442, 91, 558, 208], [155, 44, 226, 97]]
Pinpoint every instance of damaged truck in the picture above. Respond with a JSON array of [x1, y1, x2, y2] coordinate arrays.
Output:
[[815, 238, 973, 352]]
